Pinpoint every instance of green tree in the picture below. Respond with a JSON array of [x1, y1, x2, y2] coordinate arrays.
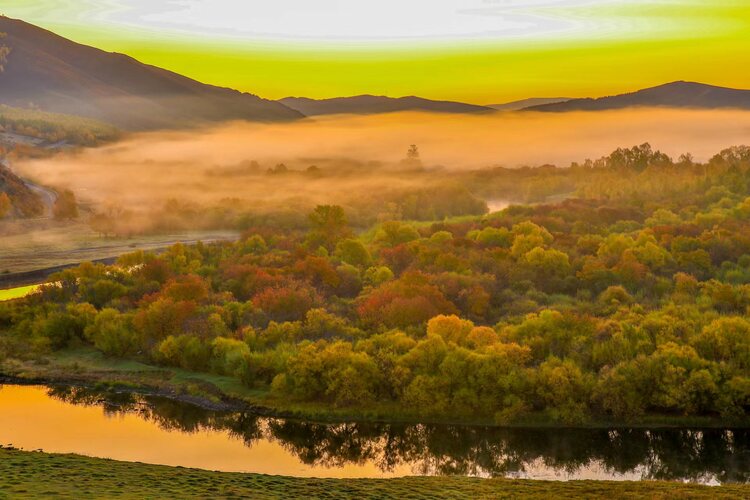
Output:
[[85, 308, 140, 357], [335, 239, 372, 267], [306, 205, 352, 252]]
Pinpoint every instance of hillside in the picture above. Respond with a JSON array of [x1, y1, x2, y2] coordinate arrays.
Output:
[[0, 16, 303, 130], [0, 159, 43, 217], [0, 104, 119, 146], [527, 81, 750, 112], [486, 97, 570, 111], [279, 95, 495, 116]]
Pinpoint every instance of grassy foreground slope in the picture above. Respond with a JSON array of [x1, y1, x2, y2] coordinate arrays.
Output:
[[0, 449, 748, 499]]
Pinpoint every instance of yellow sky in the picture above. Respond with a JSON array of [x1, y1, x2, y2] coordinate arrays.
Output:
[[2, 1, 749, 103]]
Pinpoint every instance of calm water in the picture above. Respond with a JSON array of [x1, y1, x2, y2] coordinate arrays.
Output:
[[0, 384, 747, 483]]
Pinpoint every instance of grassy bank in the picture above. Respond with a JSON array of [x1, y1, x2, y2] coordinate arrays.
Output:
[[0, 448, 747, 499], [2, 347, 747, 428]]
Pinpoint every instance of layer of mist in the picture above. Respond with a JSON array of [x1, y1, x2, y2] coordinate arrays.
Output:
[[14, 108, 750, 212]]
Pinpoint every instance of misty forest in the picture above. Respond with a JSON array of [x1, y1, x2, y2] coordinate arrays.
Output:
[[4, 140, 750, 426]]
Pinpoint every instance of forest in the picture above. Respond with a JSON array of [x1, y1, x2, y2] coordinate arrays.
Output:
[[2, 143, 750, 425]]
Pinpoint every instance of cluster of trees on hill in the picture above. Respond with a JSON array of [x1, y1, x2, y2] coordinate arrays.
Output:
[[0, 160, 44, 217], [2, 145, 750, 424], [0, 33, 118, 147], [0, 105, 120, 147]]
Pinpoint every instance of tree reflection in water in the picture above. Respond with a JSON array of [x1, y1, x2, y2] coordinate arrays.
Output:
[[48, 386, 750, 483]]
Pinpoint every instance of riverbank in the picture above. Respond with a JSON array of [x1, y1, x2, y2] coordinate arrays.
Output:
[[2, 347, 748, 429], [0, 448, 747, 499]]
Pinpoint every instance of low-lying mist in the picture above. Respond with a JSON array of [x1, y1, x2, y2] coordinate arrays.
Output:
[[13, 107, 750, 224]]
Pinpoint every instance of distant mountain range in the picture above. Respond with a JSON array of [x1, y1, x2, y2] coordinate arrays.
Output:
[[0, 16, 302, 130], [485, 98, 571, 111], [279, 95, 494, 116], [283, 82, 750, 116], [1, 16, 750, 130], [526, 82, 750, 112]]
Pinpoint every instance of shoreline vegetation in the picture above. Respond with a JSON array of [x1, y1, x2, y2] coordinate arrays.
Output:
[[1, 448, 749, 499], [1, 348, 747, 429]]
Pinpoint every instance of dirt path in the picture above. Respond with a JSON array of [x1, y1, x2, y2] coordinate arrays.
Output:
[[23, 177, 58, 218]]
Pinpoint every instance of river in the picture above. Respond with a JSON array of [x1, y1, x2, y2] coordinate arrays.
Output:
[[0, 384, 747, 483]]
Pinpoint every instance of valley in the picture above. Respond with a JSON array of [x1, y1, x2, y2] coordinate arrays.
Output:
[[1, 6, 749, 498]]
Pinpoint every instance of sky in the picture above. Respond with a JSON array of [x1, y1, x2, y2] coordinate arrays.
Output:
[[1, 0, 749, 103]]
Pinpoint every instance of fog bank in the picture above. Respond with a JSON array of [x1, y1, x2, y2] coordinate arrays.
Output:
[[15, 108, 750, 209]]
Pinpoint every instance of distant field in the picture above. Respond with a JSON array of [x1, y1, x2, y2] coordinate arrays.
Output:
[[0, 448, 747, 499], [0, 284, 38, 301]]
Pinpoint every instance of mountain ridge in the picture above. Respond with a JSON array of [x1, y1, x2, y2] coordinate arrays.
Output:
[[0, 16, 303, 130], [486, 97, 571, 111], [279, 95, 495, 116], [526, 81, 750, 112]]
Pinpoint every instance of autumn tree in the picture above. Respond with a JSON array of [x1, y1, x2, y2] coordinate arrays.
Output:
[[357, 271, 457, 328], [53, 189, 79, 220]]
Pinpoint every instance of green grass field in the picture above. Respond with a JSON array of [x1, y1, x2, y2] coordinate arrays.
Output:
[[0, 284, 38, 302], [0, 448, 747, 499]]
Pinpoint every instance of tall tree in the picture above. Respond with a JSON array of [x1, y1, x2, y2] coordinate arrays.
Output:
[[306, 205, 352, 252]]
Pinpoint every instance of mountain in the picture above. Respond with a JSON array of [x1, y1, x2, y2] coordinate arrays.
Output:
[[0, 16, 303, 130], [486, 97, 571, 111], [279, 95, 495, 116], [526, 82, 750, 112]]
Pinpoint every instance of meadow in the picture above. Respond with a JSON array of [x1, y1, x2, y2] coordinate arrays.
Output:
[[0, 448, 748, 499]]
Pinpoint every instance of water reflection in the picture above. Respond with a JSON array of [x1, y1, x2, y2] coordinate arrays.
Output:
[[3, 385, 748, 483]]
